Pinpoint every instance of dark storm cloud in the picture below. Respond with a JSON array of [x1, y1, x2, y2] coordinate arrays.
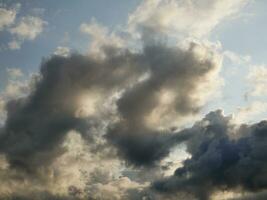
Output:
[[107, 124, 192, 166], [153, 110, 267, 200]]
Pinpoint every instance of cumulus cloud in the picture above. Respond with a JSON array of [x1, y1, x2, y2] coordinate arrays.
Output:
[[0, 39, 222, 173], [0, 33, 223, 200], [107, 42, 222, 166], [153, 110, 267, 199], [0, 0, 258, 199]]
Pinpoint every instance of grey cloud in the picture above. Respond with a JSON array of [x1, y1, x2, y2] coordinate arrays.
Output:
[[231, 191, 267, 200], [0, 41, 220, 173], [0, 191, 78, 200], [107, 43, 219, 166], [0, 1, 256, 199], [0, 38, 221, 200], [153, 110, 267, 199], [0, 51, 145, 173]]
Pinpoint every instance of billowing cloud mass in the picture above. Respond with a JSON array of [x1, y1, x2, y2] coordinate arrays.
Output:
[[153, 110, 267, 200], [107, 43, 221, 166], [2, 0, 266, 200], [0, 32, 222, 200], [0, 39, 221, 173]]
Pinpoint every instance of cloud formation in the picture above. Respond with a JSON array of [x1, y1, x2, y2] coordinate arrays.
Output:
[[0, 3, 46, 50], [107, 43, 222, 166], [54, 46, 71, 57], [0, 38, 221, 172], [128, 0, 248, 40], [0, 34, 223, 200], [153, 110, 267, 199], [8, 16, 47, 49], [247, 65, 267, 96], [0, 6, 17, 30], [0, 0, 261, 200]]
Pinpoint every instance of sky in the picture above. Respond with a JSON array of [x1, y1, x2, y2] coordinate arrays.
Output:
[[1, 0, 267, 200]]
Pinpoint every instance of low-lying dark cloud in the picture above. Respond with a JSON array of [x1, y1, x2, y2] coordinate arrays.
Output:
[[153, 110, 267, 199]]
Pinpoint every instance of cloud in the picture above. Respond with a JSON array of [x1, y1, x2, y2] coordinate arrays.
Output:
[[0, 68, 33, 125], [0, 36, 223, 200], [128, 0, 248, 40], [6, 68, 23, 79], [223, 50, 251, 65], [0, 39, 222, 173], [247, 65, 267, 96], [233, 101, 267, 124], [0, 3, 46, 50], [0, 0, 258, 199], [0, 6, 17, 30], [54, 46, 70, 57], [153, 110, 267, 199], [107, 42, 222, 166], [9, 16, 46, 40], [0, 98, 5, 125], [230, 191, 267, 200], [8, 16, 47, 49], [80, 18, 125, 55], [8, 39, 21, 50]]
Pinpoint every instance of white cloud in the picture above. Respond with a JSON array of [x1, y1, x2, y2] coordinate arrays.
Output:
[[0, 7, 17, 30], [54, 46, 70, 57], [0, 4, 46, 50], [79, 0, 248, 55], [80, 18, 108, 39], [128, 0, 248, 39], [80, 18, 125, 55], [247, 65, 267, 96], [9, 16, 46, 40]]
